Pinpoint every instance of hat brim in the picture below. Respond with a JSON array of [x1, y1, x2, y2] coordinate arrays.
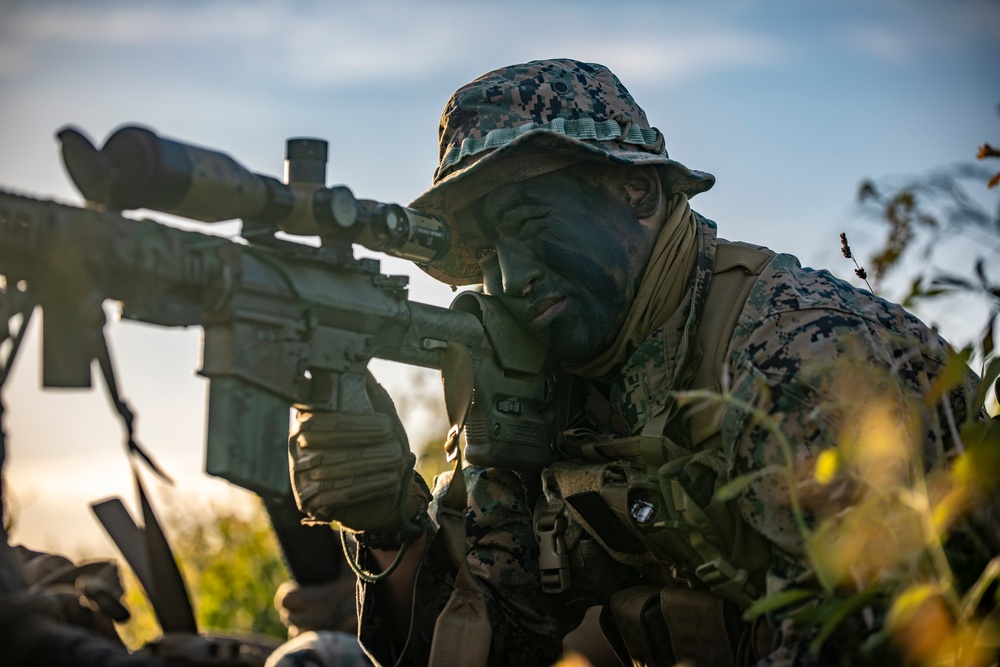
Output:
[[410, 128, 714, 286]]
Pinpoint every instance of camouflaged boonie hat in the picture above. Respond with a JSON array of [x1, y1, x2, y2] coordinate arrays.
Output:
[[411, 58, 715, 286]]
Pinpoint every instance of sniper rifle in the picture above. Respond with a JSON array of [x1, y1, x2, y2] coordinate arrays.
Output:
[[0, 125, 576, 581]]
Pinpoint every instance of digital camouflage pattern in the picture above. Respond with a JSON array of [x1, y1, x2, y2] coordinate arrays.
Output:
[[352, 58, 984, 666], [356, 214, 979, 666], [358, 464, 583, 666], [409, 59, 715, 286]]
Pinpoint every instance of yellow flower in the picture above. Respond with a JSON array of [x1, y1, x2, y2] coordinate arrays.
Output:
[[813, 449, 839, 486]]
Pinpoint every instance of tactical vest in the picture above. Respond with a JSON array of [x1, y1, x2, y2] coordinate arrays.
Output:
[[534, 239, 777, 667]]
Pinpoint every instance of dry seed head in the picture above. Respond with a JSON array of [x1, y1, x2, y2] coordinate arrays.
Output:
[[840, 232, 853, 259]]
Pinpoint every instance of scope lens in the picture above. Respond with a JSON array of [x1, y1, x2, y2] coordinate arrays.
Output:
[[383, 208, 400, 233], [375, 205, 408, 243], [328, 187, 358, 229]]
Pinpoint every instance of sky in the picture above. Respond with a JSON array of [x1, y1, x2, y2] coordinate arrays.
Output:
[[1, 0, 998, 557]]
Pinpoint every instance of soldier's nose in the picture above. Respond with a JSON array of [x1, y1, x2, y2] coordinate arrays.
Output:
[[497, 242, 542, 298]]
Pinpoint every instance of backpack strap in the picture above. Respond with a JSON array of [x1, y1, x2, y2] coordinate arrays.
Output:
[[552, 244, 775, 667], [428, 342, 492, 667], [687, 240, 775, 447], [665, 240, 776, 608], [598, 242, 778, 667]]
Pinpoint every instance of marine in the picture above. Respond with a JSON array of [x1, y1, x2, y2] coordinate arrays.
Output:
[[284, 59, 992, 666]]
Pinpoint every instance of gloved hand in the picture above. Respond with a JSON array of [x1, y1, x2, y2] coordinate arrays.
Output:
[[289, 373, 428, 547], [10, 546, 130, 645], [274, 579, 357, 638]]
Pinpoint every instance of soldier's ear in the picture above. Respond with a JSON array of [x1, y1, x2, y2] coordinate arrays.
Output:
[[621, 166, 662, 219]]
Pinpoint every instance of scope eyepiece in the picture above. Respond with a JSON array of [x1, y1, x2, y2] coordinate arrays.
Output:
[[369, 204, 450, 264]]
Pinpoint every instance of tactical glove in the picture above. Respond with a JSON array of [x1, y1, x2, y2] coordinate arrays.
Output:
[[273, 579, 357, 638], [289, 374, 428, 547]]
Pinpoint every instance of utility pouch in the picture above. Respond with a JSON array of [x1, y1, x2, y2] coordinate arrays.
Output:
[[603, 584, 746, 667], [602, 585, 675, 667], [548, 434, 770, 606], [542, 461, 701, 577], [655, 447, 770, 608]]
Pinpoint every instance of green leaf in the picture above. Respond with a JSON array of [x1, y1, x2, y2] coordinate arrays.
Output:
[[960, 555, 1000, 620], [714, 465, 783, 502], [743, 588, 817, 621], [925, 345, 973, 407], [804, 541, 838, 595], [981, 316, 995, 359], [809, 590, 878, 656]]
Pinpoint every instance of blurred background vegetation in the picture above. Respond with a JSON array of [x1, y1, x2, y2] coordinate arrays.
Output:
[[851, 122, 999, 364], [114, 498, 289, 649], [112, 413, 452, 651], [744, 132, 1000, 665]]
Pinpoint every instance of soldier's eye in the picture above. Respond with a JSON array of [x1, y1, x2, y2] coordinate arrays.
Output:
[[477, 247, 496, 260]]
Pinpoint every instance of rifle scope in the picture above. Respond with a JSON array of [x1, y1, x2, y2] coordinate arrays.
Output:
[[57, 125, 450, 264]]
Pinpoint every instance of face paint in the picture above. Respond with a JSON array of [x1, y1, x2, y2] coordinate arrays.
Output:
[[456, 168, 658, 364]]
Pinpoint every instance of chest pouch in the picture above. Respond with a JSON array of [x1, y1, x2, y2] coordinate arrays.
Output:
[[541, 459, 703, 583], [548, 408, 770, 608], [599, 584, 774, 667], [654, 438, 770, 608]]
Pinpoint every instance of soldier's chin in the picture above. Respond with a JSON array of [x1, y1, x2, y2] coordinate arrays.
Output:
[[553, 329, 615, 367]]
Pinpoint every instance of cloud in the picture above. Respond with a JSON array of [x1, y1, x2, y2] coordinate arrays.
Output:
[[579, 31, 787, 86], [835, 0, 1000, 65], [245, 4, 788, 89], [839, 23, 911, 64], [0, 1, 458, 83], [6, 0, 997, 89], [3, 1, 271, 44], [0, 0, 787, 88]]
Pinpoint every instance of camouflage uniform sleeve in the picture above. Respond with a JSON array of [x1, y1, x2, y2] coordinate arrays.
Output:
[[722, 299, 883, 560], [719, 256, 976, 664], [357, 466, 585, 666]]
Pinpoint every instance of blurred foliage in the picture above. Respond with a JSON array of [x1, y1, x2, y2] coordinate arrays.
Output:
[[702, 134, 1000, 665], [113, 369, 451, 653], [118, 566, 160, 651], [682, 353, 1000, 665], [116, 497, 289, 651], [856, 162, 999, 291], [853, 131, 999, 362], [980, 143, 1000, 190]]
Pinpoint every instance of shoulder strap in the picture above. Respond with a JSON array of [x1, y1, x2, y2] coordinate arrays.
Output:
[[687, 240, 774, 447], [428, 342, 492, 667]]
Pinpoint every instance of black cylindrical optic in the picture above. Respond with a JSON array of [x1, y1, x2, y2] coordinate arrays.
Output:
[[89, 125, 272, 222], [58, 124, 451, 264], [370, 204, 451, 263]]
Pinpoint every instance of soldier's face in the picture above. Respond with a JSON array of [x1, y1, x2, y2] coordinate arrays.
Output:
[[457, 168, 658, 364]]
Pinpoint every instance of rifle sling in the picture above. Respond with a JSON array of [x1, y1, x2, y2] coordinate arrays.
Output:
[[427, 342, 492, 667], [91, 467, 197, 634]]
